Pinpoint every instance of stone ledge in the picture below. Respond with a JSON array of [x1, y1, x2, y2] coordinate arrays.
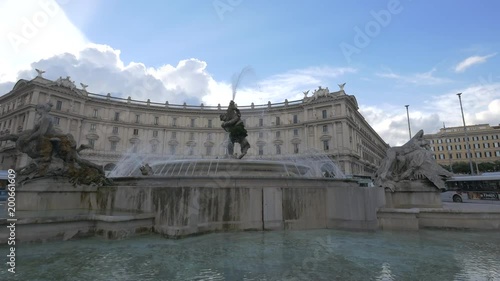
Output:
[[378, 204, 500, 231], [0, 211, 155, 244]]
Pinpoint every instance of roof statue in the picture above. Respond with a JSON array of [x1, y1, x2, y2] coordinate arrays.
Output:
[[304, 86, 330, 103], [374, 129, 453, 191], [35, 68, 45, 77], [80, 83, 88, 91], [338, 83, 346, 91], [55, 76, 77, 91], [302, 90, 310, 98]]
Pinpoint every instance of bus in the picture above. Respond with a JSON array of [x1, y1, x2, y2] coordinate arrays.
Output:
[[0, 170, 7, 201], [442, 173, 500, 203]]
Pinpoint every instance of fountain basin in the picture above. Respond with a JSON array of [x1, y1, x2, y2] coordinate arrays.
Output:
[[141, 159, 313, 177]]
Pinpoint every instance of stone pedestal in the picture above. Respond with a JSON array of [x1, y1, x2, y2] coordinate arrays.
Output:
[[17, 177, 98, 211], [384, 180, 442, 209]]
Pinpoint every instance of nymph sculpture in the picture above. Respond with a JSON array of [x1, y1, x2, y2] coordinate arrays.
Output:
[[220, 100, 250, 159]]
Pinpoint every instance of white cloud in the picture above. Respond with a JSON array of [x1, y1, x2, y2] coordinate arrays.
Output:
[[0, 0, 88, 83], [455, 53, 497, 73], [1, 44, 355, 109], [202, 66, 357, 106], [375, 68, 452, 85], [361, 81, 500, 146]]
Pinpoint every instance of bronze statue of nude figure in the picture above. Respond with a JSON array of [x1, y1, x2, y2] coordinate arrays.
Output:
[[220, 100, 250, 159]]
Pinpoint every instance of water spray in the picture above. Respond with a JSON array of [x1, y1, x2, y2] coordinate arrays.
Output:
[[231, 66, 254, 101]]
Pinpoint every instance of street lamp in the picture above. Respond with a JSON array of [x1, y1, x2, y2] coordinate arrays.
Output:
[[457, 93, 474, 175], [405, 105, 412, 139]]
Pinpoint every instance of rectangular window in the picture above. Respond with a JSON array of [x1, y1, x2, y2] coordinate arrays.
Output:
[[133, 129, 139, 136], [259, 132, 264, 138], [54, 117, 60, 125], [485, 151, 492, 157], [135, 114, 140, 123], [293, 115, 298, 124], [483, 143, 490, 148], [323, 140, 329, 151], [151, 143, 158, 153], [496, 151, 500, 157], [154, 116, 159, 125], [447, 145, 452, 151], [112, 127, 118, 134], [439, 154, 445, 160], [258, 146, 264, 155], [93, 109, 98, 118], [208, 119, 212, 128], [276, 117, 280, 126], [110, 141, 117, 151], [191, 118, 195, 127], [172, 132, 176, 139], [90, 123, 96, 131], [206, 146, 212, 156], [207, 133, 213, 140], [190, 132, 195, 140], [172, 117, 177, 127], [293, 129, 298, 136], [456, 153, 462, 159], [170, 145, 176, 155], [475, 152, 482, 158], [322, 110, 327, 119], [294, 143, 299, 154], [153, 130, 158, 138], [56, 100, 62, 110], [114, 112, 120, 121], [88, 139, 95, 149], [275, 131, 280, 138], [259, 118, 263, 127], [276, 145, 281, 155], [322, 125, 328, 133]]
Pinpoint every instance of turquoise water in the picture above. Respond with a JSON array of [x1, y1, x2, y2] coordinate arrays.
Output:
[[1, 229, 500, 280]]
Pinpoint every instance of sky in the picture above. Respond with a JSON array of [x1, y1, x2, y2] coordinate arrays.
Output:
[[0, 0, 499, 146]]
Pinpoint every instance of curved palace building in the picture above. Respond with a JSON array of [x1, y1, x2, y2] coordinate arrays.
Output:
[[0, 72, 389, 177]]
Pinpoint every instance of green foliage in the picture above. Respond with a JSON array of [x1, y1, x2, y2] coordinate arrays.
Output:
[[450, 161, 500, 175]]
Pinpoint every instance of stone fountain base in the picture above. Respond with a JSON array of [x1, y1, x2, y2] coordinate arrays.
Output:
[[383, 180, 443, 209], [1, 171, 386, 242]]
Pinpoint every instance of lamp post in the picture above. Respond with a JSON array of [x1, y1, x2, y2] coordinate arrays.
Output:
[[457, 93, 475, 175], [405, 105, 412, 139]]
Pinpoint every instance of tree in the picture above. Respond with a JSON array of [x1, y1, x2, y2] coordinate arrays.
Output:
[[451, 162, 472, 174]]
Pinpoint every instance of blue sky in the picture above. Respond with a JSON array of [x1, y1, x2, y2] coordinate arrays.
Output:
[[0, 0, 499, 145]]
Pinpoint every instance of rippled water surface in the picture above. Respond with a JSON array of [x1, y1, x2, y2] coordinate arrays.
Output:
[[1, 229, 500, 280]]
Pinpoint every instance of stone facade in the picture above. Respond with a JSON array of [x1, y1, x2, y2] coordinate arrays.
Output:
[[424, 124, 500, 166], [0, 75, 389, 177]]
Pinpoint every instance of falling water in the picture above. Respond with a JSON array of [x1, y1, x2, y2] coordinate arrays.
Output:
[[231, 66, 254, 101]]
